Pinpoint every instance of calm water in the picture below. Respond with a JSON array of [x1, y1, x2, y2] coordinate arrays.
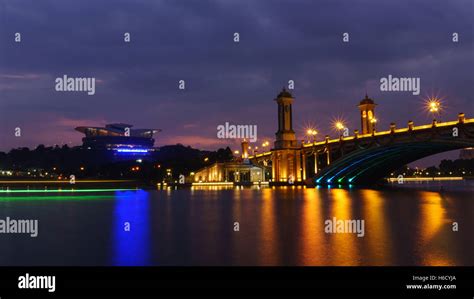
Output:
[[0, 182, 473, 266]]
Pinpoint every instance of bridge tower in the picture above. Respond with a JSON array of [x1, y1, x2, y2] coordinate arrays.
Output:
[[358, 94, 377, 134], [241, 139, 249, 159], [272, 88, 302, 183]]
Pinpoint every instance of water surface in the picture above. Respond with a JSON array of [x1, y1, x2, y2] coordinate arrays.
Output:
[[0, 183, 472, 266]]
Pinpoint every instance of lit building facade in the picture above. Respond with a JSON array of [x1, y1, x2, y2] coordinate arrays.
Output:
[[460, 147, 474, 159], [75, 123, 160, 154], [193, 161, 267, 183]]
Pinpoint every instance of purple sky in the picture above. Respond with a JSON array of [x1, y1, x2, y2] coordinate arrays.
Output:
[[0, 0, 473, 167]]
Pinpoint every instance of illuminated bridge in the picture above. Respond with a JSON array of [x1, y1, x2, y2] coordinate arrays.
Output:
[[249, 89, 474, 186]]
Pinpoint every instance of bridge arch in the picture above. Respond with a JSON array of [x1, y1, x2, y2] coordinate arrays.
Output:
[[315, 139, 474, 185]]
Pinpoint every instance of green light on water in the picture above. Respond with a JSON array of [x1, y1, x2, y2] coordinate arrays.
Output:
[[0, 195, 121, 201], [0, 188, 138, 194]]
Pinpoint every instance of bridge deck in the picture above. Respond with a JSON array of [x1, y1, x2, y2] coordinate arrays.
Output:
[[250, 118, 474, 159]]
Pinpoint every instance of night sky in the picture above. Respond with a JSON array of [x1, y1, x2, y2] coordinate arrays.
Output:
[[0, 0, 473, 166]]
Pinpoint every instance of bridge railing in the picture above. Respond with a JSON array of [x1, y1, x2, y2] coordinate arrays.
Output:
[[301, 117, 473, 148], [248, 117, 473, 159]]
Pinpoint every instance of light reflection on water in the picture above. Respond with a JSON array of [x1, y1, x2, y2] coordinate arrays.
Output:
[[0, 184, 472, 266], [417, 191, 455, 266], [113, 190, 150, 266], [360, 189, 392, 265]]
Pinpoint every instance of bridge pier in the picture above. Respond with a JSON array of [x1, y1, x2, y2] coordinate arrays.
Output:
[[314, 152, 318, 174], [302, 152, 307, 180], [271, 149, 303, 183]]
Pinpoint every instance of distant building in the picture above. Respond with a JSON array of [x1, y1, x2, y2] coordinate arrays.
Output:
[[460, 147, 474, 159], [75, 123, 160, 154], [193, 161, 266, 183], [193, 140, 268, 183]]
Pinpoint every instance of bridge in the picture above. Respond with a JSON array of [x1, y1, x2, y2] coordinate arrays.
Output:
[[249, 89, 474, 186]]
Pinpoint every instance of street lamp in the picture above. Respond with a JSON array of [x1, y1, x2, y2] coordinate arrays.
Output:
[[305, 128, 318, 143], [425, 97, 443, 121], [428, 100, 440, 113], [335, 122, 345, 130], [310, 129, 317, 142], [370, 117, 377, 131], [333, 120, 346, 136]]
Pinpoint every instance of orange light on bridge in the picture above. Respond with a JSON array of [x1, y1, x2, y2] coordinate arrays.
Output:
[[305, 128, 318, 143], [333, 121, 346, 131], [425, 97, 443, 116], [306, 129, 318, 135], [429, 100, 440, 112]]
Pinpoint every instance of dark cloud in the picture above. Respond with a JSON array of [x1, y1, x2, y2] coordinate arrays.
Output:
[[0, 0, 473, 165]]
